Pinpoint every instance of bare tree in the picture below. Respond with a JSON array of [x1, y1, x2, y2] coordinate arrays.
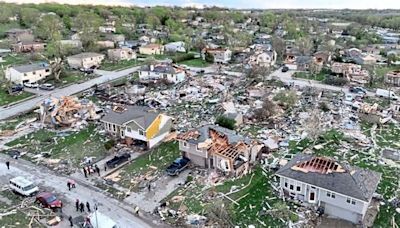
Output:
[[254, 98, 276, 121], [303, 109, 323, 141], [206, 200, 234, 227]]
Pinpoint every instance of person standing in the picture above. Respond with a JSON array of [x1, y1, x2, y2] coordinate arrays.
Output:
[[67, 182, 71, 191], [83, 168, 87, 178], [86, 202, 91, 212], [68, 216, 73, 227], [79, 202, 85, 212], [5, 161, 10, 170], [95, 165, 100, 176], [75, 199, 79, 212]]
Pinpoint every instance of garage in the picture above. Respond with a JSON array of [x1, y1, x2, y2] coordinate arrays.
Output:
[[324, 204, 360, 224]]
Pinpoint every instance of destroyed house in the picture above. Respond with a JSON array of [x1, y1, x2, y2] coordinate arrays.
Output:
[[276, 154, 381, 224], [177, 125, 252, 176], [101, 106, 172, 149]]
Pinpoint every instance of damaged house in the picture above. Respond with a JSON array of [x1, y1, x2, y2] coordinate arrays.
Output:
[[331, 62, 369, 84], [177, 125, 259, 176], [276, 153, 381, 224], [101, 105, 172, 149], [139, 64, 186, 84]]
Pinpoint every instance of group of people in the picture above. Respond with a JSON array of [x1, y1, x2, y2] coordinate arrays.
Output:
[[75, 199, 94, 213], [82, 164, 101, 178]]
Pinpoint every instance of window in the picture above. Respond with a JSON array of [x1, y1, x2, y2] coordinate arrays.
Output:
[[284, 182, 288, 188], [45, 69, 50, 72], [346, 198, 351, 204], [127, 127, 132, 132], [327, 192, 336, 199], [138, 129, 144, 136], [24, 73, 27, 77], [289, 184, 294, 190], [296, 186, 301, 192], [347, 198, 356, 205], [32, 71, 36, 75], [182, 141, 188, 147]]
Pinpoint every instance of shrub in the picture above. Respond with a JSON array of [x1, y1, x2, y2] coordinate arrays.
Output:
[[215, 115, 236, 130], [104, 139, 115, 150], [323, 76, 347, 86], [319, 102, 330, 112], [172, 53, 195, 63]]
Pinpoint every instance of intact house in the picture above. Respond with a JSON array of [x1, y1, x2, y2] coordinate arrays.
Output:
[[138, 64, 185, 84], [67, 52, 105, 70], [331, 62, 369, 84], [12, 42, 46, 53], [59, 40, 82, 50], [176, 124, 260, 176], [5, 63, 51, 84], [201, 48, 232, 64], [248, 50, 277, 67], [100, 105, 172, 149], [139, 44, 164, 55], [107, 48, 136, 61], [385, 70, 400, 86], [6, 28, 34, 42], [164, 41, 186, 53], [276, 153, 381, 224], [97, 40, 115, 49], [99, 26, 116, 33]]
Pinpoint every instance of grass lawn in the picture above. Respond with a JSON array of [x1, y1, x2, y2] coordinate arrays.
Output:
[[44, 70, 91, 87], [0, 112, 36, 131], [118, 141, 180, 189], [0, 54, 35, 67], [179, 58, 210, 67], [101, 59, 142, 71], [293, 71, 326, 81], [0, 88, 34, 106], [162, 166, 290, 227], [5, 124, 108, 166]]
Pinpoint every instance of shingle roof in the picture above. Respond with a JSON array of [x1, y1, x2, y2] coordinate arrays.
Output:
[[101, 105, 159, 128], [187, 124, 251, 145], [140, 64, 177, 74], [13, 63, 50, 73], [276, 153, 381, 201], [68, 52, 104, 59]]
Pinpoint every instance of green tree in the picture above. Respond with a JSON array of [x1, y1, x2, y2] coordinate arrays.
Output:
[[73, 12, 102, 49], [0, 5, 13, 23], [145, 15, 161, 30], [260, 12, 277, 28], [273, 90, 298, 109], [215, 116, 236, 130], [19, 7, 40, 27], [271, 36, 285, 62], [35, 14, 64, 41]]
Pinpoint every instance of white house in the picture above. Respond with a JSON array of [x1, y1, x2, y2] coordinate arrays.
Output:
[[202, 48, 232, 64], [5, 63, 51, 84], [248, 50, 277, 67], [67, 52, 105, 69], [100, 105, 172, 149], [139, 64, 186, 84], [107, 48, 136, 61], [276, 154, 381, 224], [99, 26, 116, 33], [164, 41, 186, 53], [59, 40, 82, 49]]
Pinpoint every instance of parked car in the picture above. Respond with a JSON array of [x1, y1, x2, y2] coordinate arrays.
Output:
[[166, 157, 190, 176], [281, 66, 289, 72], [39, 83, 55, 90], [24, 82, 39, 88], [376, 89, 398, 100], [35, 192, 62, 209], [80, 68, 94, 74], [106, 153, 131, 168], [349, 86, 366, 94], [8, 84, 24, 94], [10, 176, 39, 196], [7, 149, 21, 159]]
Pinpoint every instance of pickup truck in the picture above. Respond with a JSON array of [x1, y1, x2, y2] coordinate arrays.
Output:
[[166, 157, 190, 176], [106, 153, 131, 168]]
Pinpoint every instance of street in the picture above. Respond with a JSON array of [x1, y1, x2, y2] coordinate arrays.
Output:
[[0, 154, 156, 228], [0, 67, 141, 120]]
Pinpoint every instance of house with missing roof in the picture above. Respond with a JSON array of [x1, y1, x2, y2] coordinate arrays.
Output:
[[139, 44, 164, 55], [201, 48, 232, 64], [275, 153, 381, 224], [100, 105, 172, 149], [177, 124, 260, 176], [67, 52, 105, 69], [5, 63, 51, 84], [138, 64, 186, 84]]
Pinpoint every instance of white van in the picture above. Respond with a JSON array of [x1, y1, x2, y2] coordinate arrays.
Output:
[[9, 176, 39, 196], [376, 89, 399, 100]]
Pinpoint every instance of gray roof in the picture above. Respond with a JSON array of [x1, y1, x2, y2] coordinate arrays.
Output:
[[296, 56, 313, 65], [68, 52, 104, 59], [101, 105, 159, 128], [187, 124, 251, 145], [13, 63, 50, 73], [276, 153, 381, 201], [140, 65, 177, 74]]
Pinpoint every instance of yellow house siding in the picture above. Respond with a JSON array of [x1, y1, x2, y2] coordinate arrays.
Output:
[[146, 114, 161, 140]]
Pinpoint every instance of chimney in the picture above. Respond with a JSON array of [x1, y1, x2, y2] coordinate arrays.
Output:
[[150, 65, 154, 71]]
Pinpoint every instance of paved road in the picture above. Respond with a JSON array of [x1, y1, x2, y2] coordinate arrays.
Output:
[[269, 67, 375, 97], [0, 67, 140, 120], [0, 154, 154, 228]]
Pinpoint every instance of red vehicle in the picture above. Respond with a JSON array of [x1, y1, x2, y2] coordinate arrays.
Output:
[[35, 192, 62, 209]]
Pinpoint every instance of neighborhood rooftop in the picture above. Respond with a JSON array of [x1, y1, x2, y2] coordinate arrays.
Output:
[[101, 105, 159, 128], [12, 62, 49, 73]]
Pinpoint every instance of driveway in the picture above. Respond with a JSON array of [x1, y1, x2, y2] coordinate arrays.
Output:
[[0, 154, 158, 228], [0, 67, 140, 120]]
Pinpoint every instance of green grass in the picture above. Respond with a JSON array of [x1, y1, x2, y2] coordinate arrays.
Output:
[[0, 54, 33, 67], [118, 141, 180, 189], [0, 112, 36, 131], [179, 58, 210, 67], [0, 22, 20, 39], [101, 59, 142, 71], [293, 71, 326, 81], [0, 88, 34, 106], [5, 124, 108, 166]]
